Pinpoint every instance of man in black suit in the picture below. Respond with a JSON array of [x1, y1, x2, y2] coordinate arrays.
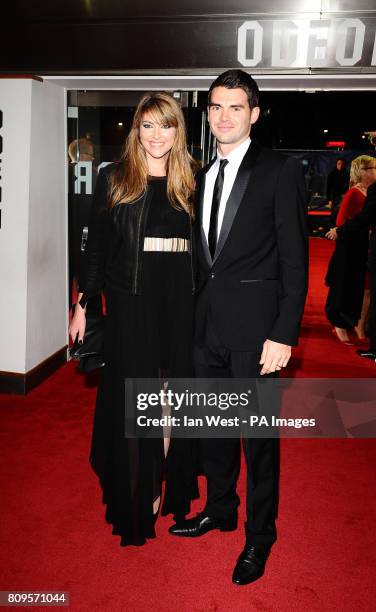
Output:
[[169, 70, 308, 585]]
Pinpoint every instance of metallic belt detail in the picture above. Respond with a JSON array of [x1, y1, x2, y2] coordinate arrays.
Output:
[[143, 237, 190, 252]]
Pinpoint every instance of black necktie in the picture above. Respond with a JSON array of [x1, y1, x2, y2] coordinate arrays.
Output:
[[208, 159, 228, 259]]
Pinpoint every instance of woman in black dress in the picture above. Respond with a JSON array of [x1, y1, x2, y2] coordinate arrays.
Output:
[[69, 92, 198, 546], [325, 156, 376, 343]]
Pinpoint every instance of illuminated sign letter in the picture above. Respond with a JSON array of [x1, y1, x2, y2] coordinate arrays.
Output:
[[372, 32, 376, 66], [336, 19, 365, 66], [272, 20, 298, 67], [237, 21, 263, 67], [307, 20, 331, 67], [73, 162, 93, 195]]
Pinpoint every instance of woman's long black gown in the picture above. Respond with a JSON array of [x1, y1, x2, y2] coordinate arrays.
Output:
[[89, 177, 198, 546]]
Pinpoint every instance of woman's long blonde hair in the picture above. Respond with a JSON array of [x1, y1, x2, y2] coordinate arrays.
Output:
[[108, 92, 195, 216], [350, 155, 376, 187]]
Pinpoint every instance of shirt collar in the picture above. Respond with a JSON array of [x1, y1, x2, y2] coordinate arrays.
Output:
[[217, 137, 251, 166]]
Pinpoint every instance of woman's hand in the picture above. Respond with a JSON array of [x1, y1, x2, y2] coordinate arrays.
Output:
[[69, 302, 86, 343], [325, 227, 338, 240]]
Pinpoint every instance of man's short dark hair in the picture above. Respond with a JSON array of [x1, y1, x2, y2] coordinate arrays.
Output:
[[208, 70, 260, 109]]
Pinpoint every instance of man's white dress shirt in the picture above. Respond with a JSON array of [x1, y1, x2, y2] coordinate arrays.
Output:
[[202, 137, 251, 241]]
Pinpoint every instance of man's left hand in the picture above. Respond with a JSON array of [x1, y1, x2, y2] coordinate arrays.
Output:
[[260, 340, 292, 375]]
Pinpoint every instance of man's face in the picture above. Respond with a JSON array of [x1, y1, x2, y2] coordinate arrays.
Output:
[[80, 143, 95, 161], [208, 86, 260, 153], [336, 160, 345, 171]]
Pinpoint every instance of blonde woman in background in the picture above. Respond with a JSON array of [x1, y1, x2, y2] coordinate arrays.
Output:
[[325, 155, 376, 343]]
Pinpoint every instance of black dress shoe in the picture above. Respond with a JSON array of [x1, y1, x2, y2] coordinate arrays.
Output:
[[169, 512, 237, 537], [356, 349, 376, 360], [232, 544, 270, 585]]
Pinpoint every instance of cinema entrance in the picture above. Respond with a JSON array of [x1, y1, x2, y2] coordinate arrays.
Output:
[[1, 0, 376, 391]]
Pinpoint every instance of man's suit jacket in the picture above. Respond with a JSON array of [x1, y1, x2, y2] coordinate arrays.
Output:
[[194, 141, 308, 351]]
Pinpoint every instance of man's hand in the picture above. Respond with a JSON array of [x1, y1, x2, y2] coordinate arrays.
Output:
[[325, 227, 338, 240], [260, 339, 291, 375]]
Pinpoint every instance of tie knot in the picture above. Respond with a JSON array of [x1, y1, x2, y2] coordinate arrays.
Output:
[[218, 159, 229, 171]]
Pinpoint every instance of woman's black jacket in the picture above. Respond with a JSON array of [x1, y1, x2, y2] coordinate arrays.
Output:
[[78, 162, 195, 307]]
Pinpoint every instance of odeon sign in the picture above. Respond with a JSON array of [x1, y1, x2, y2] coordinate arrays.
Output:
[[237, 18, 376, 68]]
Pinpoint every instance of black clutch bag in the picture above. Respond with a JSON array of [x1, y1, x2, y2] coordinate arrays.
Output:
[[70, 303, 105, 373]]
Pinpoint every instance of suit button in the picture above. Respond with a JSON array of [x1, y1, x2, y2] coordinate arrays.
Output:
[[211, 273, 215, 279]]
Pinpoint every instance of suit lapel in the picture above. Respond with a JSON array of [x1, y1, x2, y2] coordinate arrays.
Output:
[[213, 141, 260, 264]]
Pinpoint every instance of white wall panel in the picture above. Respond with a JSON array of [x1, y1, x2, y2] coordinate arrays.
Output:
[[26, 80, 67, 371], [0, 79, 67, 374], [0, 80, 31, 372]]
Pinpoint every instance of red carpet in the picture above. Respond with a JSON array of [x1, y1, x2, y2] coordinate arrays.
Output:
[[1, 238, 375, 611]]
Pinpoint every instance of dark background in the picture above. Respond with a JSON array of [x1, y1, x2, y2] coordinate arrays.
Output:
[[71, 90, 376, 154]]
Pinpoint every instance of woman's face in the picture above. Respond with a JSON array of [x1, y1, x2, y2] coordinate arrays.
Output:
[[139, 112, 176, 165], [360, 162, 376, 188]]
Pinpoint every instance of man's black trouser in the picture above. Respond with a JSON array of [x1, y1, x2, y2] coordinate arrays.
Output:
[[194, 317, 280, 548]]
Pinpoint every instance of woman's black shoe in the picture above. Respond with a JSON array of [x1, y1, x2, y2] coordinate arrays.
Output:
[[356, 349, 376, 359]]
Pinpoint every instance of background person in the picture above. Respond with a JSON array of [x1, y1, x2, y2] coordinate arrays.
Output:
[[326, 169, 376, 361], [68, 137, 95, 163], [325, 156, 376, 343], [68, 137, 98, 311], [327, 158, 349, 225]]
